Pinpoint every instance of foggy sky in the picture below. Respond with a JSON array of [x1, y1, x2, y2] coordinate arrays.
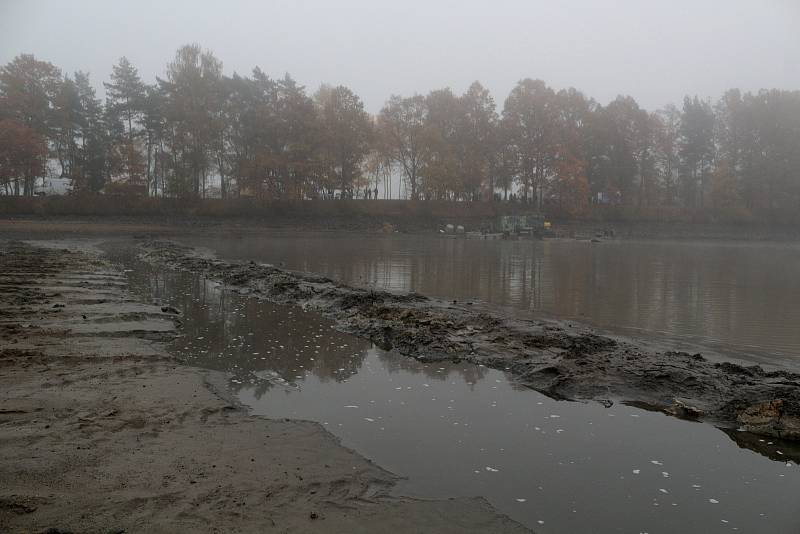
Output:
[[1, 0, 798, 113]]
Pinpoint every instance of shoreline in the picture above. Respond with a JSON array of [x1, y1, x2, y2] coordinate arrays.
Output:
[[137, 239, 800, 448], [1, 215, 800, 242], [0, 240, 527, 533]]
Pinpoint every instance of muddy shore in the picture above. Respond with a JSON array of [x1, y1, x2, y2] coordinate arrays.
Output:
[[137, 240, 800, 445], [0, 240, 527, 533], [2, 215, 800, 242]]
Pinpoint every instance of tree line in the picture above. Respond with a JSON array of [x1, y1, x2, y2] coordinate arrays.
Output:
[[1, 45, 799, 215]]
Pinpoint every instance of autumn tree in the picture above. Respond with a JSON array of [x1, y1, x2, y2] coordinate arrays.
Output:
[[221, 70, 320, 199], [363, 148, 392, 199], [277, 75, 319, 199], [0, 54, 61, 195], [549, 88, 591, 209], [2, 45, 799, 217], [551, 153, 589, 215], [0, 54, 61, 134], [421, 88, 461, 199], [0, 119, 48, 195], [583, 96, 654, 206], [633, 111, 659, 207], [378, 95, 428, 200], [709, 161, 742, 209], [315, 84, 372, 197], [459, 81, 498, 200], [678, 96, 715, 207], [654, 104, 681, 205], [493, 123, 517, 201], [501, 79, 559, 206], [159, 44, 225, 198]]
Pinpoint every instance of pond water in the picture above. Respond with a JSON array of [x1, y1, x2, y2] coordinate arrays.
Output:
[[179, 233, 800, 368], [113, 247, 800, 534]]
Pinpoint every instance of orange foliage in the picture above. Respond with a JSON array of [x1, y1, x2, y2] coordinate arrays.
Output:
[[0, 119, 48, 194], [552, 154, 589, 215]]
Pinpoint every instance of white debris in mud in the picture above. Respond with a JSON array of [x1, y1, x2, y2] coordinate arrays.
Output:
[[709, 498, 719, 504], [485, 466, 499, 472], [633, 469, 641, 474], [515, 498, 526, 503], [344, 405, 359, 408]]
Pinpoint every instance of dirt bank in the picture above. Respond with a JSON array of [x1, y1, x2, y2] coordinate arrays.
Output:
[[2, 214, 800, 242], [138, 240, 800, 446], [0, 241, 527, 533]]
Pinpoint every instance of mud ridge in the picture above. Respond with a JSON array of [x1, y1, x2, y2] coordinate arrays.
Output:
[[1, 240, 528, 533], [139, 239, 800, 442]]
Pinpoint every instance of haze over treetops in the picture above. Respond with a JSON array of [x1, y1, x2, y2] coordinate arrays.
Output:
[[1, 45, 798, 218]]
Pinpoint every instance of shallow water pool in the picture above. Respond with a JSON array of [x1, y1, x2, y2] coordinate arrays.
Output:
[[113, 249, 800, 533]]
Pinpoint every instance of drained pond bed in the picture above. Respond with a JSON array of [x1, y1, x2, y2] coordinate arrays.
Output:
[[113, 245, 800, 533]]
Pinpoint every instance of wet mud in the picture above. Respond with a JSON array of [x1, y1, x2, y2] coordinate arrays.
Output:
[[139, 240, 800, 443], [0, 240, 527, 533]]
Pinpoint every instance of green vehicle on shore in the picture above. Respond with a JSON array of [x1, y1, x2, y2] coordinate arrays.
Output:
[[497, 214, 554, 237]]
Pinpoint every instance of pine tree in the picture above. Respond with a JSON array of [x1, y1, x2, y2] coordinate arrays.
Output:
[[104, 57, 146, 188]]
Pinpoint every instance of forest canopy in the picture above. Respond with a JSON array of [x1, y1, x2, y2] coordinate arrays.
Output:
[[1, 45, 799, 215]]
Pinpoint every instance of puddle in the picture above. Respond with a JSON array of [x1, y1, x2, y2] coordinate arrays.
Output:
[[177, 233, 800, 368], [113, 246, 800, 533]]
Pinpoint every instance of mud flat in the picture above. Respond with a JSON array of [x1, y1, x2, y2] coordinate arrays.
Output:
[[0, 240, 526, 533], [139, 240, 800, 443]]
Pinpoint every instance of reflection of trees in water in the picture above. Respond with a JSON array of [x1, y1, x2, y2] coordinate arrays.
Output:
[[375, 348, 489, 386], [117, 248, 496, 393], [543, 242, 800, 356], [116, 254, 372, 395], [184, 236, 800, 357], [721, 427, 800, 465]]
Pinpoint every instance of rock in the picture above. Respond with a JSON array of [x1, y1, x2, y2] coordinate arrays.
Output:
[[738, 399, 800, 440], [161, 306, 181, 315], [666, 399, 703, 420]]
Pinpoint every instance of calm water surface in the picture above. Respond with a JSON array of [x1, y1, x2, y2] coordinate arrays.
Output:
[[114, 250, 800, 534], [180, 233, 800, 366]]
